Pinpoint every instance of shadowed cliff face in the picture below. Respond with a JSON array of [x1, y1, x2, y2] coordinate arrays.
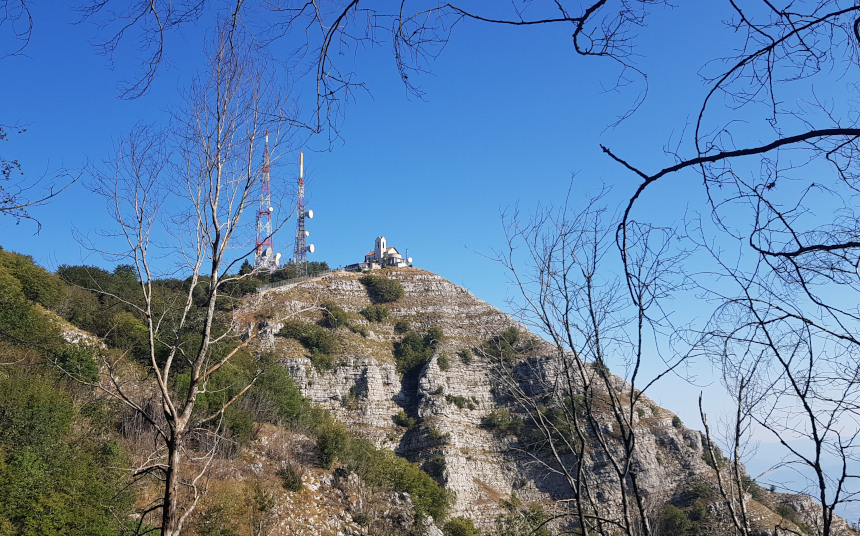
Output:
[[244, 268, 858, 535]]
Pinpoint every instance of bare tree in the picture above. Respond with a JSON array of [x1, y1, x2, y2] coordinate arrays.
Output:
[[693, 229, 860, 536], [91, 23, 290, 536], [484, 191, 690, 536]]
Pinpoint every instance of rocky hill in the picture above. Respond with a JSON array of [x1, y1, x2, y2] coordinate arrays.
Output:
[[235, 267, 857, 536]]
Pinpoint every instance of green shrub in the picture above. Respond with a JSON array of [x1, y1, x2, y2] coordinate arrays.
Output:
[[278, 320, 338, 371], [437, 353, 450, 371], [685, 482, 714, 501], [702, 446, 728, 470], [427, 425, 449, 443], [317, 420, 351, 469], [335, 436, 452, 521], [0, 249, 66, 308], [247, 359, 307, 424], [277, 461, 304, 492], [349, 325, 369, 337], [593, 360, 611, 379], [359, 305, 389, 323], [52, 344, 100, 383], [424, 453, 447, 480], [342, 386, 360, 409], [660, 504, 692, 534], [688, 500, 708, 522], [672, 415, 683, 428], [741, 475, 765, 501], [310, 350, 335, 372], [482, 409, 524, 436], [0, 368, 136, 535], [445, 395, 476, 410], [393, 328, 444, 376], [320, 301, 349, 329], [443, 517, 480, 536], [458, 348, 473, 364], [496, 499, 551, 536], [0, 266, 62, 349], [108, 311, 150, 361], [393, 410, 417, 429], [481, 327, 520, 363], [394, 320, 410, 333], [359, 274, 405, 303]]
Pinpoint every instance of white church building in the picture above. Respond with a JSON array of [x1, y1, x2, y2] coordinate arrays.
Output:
[[347, 236, 412, 270]]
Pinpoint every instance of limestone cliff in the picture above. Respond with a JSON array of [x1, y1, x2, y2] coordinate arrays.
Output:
[[241, 268, 856, 535]]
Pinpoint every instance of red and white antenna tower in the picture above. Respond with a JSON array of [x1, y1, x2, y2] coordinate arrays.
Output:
[[293, 152, 314, 276], [254, 130, 280, 270]]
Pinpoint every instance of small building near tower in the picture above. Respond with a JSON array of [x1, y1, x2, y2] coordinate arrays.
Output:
[[346, 236, 413, 271]]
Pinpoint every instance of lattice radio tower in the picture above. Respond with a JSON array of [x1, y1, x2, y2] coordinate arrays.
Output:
[[254, 130, 280, 270], [293, 152, 314, 276]]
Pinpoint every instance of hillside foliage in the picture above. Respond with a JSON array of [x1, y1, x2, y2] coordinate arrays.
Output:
[[0, 248, 450, 534]]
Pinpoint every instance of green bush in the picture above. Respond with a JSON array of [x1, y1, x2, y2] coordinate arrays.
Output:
[[660, 504, 692, 534], [393, 327, 444, 376], [359, 274, 404, 304], [424, 453, 447, 480], [482, 409, 524, 436], [437, 353, 450, 371], [0, 267, 62, 349], [394, 320, 410, 333], [314, 422, 451, 520], [393, 410, 417, 429], [108, 311, 150, 361], [445, 395, 476, 410], [0, 368, 135, 535], [443, 517, 481, 536], [496, 498, 551, 536], [349, 325, 369, 337], [247, 359, 306, 424], [458, 348, 473, 364], [277, 461, 304, 492], [359, 305, 389, 323], [672, 415, 683, 428], [52, 344, 100, 383], [320, 301, 349, 329], [481, 327, 520, 363], [317, 420, 352, 469], [593, 360, 611, 379], [741, 475, 765, 501], [0, 249, 66, 308], [427, 425, 449, 443], [278, 320, 338, 371], [773, 502, 812, 533]]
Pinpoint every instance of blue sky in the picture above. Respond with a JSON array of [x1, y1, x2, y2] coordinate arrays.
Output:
[[3, 2, 857, 518], [0, 0, 773, 425]]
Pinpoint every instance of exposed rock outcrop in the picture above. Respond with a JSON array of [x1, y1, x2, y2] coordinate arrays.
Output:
[[245, 268, 857, 535]]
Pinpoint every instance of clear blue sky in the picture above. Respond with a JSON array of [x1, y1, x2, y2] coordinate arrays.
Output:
[[1, 2, 724, 305], [2, 2, 856, 518], [0, 0, 780, 428]]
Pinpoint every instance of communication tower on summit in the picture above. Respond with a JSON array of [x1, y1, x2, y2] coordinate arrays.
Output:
[[254, 130, 281, 270], [293, 152, 314, 276]]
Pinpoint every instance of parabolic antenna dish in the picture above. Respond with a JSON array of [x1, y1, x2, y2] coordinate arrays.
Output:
[[305, 230, 310, 237], [306, 209, 314, 219], [307, 244, 315, 254], [265, 247, 272, 257]]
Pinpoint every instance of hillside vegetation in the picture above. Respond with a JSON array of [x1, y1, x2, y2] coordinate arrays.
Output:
[[0, 248, 856, 535]]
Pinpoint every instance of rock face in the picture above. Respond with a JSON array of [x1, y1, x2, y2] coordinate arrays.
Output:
[[247, 268, 857, 535]]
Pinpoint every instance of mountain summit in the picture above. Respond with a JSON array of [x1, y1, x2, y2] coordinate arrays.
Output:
[[244, 267, 856, 535]]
